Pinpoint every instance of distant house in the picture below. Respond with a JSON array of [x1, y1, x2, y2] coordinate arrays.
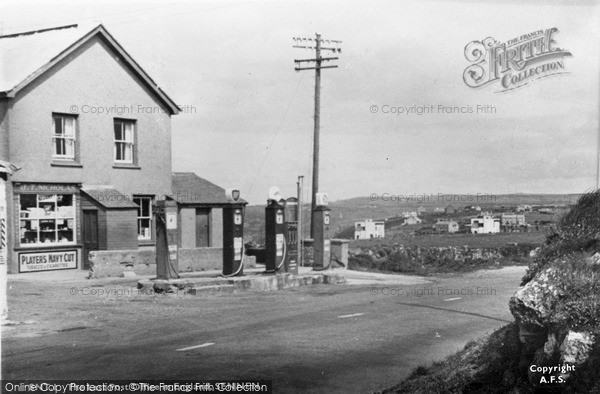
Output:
[[355, 219, 385, 239], [501, 214, 526, 227], [433, 207, 445, 213], [471, 215, 500, 234], [401, 210, 418, 218], [435, 219, 459, 233], [445, 205, 457, 214], [474, 206, 482, 212], [416, 206, 427, 213], [403, 215, 422, 225], [539, 207, 554, 214]]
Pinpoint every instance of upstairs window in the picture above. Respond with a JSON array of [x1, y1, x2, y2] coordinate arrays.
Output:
[[114, 119, 135, 164], [53, 114, 76, 160]]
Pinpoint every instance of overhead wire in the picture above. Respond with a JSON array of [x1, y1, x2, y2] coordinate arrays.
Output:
[[246, 74, 305, 198]]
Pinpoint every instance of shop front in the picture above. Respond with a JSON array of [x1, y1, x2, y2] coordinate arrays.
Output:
[[13, 182, 82, 273]]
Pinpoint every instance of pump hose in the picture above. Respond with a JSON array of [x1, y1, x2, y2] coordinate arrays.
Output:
[[221, 244, 245, 277], [312, 241, 332, 271], [264, 236, 286, 274]]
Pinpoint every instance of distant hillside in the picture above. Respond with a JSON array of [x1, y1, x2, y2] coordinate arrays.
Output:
[[327, 193, 579, 238], [242, 193, 581, 242], [332, 193, 581, 209]]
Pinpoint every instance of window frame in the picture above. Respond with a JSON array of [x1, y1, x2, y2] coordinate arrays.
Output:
[[52, 113, 78, 161], [133, 195, 153, 242], [113, 118, 137, 165], [18, 193, 77, 247]]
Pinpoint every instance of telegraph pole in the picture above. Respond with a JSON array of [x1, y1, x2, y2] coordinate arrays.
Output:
[[293, 33, 341, 237], [312, 35, 321, 239]]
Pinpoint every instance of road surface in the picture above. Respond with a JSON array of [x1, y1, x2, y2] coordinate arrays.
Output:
[[2, 266, 525, 393]]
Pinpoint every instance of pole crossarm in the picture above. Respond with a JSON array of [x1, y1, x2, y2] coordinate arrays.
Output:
[[295, 65, 338, 71], [293, 45, 341, 52], [294, 57, 339, 63]]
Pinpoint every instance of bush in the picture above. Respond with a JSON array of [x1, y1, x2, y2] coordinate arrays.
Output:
[[522, 190, 600, 285], [347, 254, 376, 271], [545, 255, 600, 333], [499, 243, 537, 262]]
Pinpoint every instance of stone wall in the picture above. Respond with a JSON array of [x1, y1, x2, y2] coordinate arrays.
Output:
[[89, 247, 257, 277], [89, 249, 155, 277], [178, 247, 222, 272]]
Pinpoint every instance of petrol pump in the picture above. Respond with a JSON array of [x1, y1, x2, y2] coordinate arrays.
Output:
[[285, 197, 299, 275], [154, 199, 179, 282], [265, 187, 287, 273], [313, 193, 331, 270], [222, 188, 245, 277]]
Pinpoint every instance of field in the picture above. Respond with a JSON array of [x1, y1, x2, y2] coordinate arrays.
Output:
[[350, 231, 548, 249]]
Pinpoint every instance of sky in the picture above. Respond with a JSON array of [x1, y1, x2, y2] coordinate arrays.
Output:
[[2, 0, 599, 204]]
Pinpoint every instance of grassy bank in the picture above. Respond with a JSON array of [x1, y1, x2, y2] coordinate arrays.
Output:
[[382, 322, 600, 393]]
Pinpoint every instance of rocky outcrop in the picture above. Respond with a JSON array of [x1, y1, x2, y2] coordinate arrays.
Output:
[[560, 331, 595, 367], [509, 266, 597, 387]]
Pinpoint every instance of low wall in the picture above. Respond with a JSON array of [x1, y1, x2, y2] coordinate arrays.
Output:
[[178, 247, 222, 272], [89, 247, 256, 277], [89, 249, 155, 278], [331, 239, 349, 268], [178, 247, 257, 272]]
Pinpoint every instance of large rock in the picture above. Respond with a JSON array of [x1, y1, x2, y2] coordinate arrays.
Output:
[[510, 262, 598, 388], [560, 331, 594, 366], [509, 268, 564, 327], [509, 268, 565, 355]]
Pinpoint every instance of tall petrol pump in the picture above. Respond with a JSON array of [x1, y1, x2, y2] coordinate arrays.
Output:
[[265, 187, 287, 273], [285, 197, 299, 275], [154, 199, 179, 283], [313, 193, 331, 270], [222, 188, 245, 277]]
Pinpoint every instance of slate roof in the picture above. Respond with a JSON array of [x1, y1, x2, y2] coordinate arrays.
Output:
[[81, 186, 139, 209], [172, 172, 247, 205]]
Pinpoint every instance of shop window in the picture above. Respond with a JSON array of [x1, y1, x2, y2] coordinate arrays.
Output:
[[114, 119, 136, 164], [134, 196, 152, 241], [19, 194, 75, 246], [52, 114, 77, 160]]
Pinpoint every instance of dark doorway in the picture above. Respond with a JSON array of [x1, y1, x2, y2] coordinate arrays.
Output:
[[195, 208, 210, 247], [82, 210, 99, 269]]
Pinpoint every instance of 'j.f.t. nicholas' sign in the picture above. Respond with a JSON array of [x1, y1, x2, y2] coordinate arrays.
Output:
[[463, 28, 572, 92]]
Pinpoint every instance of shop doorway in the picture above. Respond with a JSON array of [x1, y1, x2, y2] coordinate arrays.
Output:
[[82, 210, 98, 269]]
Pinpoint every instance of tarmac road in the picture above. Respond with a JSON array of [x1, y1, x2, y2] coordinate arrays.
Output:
[[2, 266, 526, 393]]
